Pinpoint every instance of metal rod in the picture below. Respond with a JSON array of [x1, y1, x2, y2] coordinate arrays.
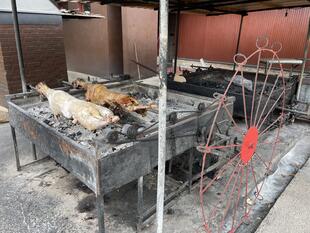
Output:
[[233, 14, 244, 71], [11, 0, 27, 93], [32, 143, 37, 160], [173, 8, 181, 76], [279, 106, 310, 116], [130, 59, 158, 74], [10, 125, 21, 171], [134, 43, 141, 80], [137, 176, 144, 232], [190, 64, 208, 69], [143, 180, 188, 221], [156, 0, 168, 232], [297, 18, 310, 100], [168, 159, 173, 173], [188, 149, 194, 193]]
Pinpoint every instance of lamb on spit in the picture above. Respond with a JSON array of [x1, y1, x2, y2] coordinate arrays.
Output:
[[36, 83, 120, 131], [72, 79, 157, 116]]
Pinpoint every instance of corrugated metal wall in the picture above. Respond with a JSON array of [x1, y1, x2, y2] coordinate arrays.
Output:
[[178, 8, 310, 64]]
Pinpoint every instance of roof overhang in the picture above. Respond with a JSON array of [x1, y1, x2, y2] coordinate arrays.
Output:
[[93, 0, 310, 15]]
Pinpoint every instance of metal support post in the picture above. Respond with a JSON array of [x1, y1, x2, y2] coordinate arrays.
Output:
[[168, 159, 173, 173], [173, 8, 181, 76], [95, 145, 105, 233], [11, 0, 27, 93], [137, 176, 144, 232], [96, 194, 105, 233], [188, 149, 194, 193], [297, 18, 310, 100], [32, 143, 37, 160], [233, 14, 244, 71], [10, 125, 21, 171], [156, 0, 168, 232]]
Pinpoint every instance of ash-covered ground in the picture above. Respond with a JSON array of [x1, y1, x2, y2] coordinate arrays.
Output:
[[0, 122, 309, 233]]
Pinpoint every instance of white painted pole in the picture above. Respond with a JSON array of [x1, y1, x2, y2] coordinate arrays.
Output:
[[156, 0, 168, 232]]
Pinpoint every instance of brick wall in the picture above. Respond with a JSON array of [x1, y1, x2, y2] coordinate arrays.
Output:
[[0, 23, 68, 106]]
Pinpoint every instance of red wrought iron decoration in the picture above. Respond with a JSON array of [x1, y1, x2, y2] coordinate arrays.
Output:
[[199, 36, 286, 233]]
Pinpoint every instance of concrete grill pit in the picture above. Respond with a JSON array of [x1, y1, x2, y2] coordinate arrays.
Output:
[[6, 81, 234, 230]]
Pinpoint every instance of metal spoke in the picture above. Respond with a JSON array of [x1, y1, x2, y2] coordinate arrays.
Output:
[[250, 159, 259, 197], [254, 152, 269, 169], [255, 75, 280, 128], [241, 69, 249, 129], [257, 90, 284, 131], [207, 143, 242, 151], [231, 166, 244, 231], [258, 114, 283, 137], [254, 54, 276, 125], [244, 165, 249, 215], [201, 154, 240, 194], [250, 50, 262, 126], [218, 165, 243, 232], [208, 160, 242, 220], [222, 102, 244, 135]]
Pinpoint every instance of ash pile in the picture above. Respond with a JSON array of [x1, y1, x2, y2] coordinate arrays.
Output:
[[28, 104, 119, 149]]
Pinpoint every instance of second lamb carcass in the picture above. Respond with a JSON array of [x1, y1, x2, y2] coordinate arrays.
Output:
[[36, 83, 119, 131], [72, 79, 156, 115]]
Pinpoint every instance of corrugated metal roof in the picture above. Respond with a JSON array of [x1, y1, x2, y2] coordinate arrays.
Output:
[[85, 0, 310, 15]]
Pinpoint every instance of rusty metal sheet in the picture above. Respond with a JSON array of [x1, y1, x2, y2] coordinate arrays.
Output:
[[178, 8, 310, 68], [8, 101, 97, 192]]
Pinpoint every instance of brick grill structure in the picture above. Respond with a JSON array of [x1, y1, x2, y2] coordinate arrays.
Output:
[[0, 23, 68, 106]]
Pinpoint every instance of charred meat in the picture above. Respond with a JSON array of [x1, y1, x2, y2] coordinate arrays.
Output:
[[72, 79, 156, 115]]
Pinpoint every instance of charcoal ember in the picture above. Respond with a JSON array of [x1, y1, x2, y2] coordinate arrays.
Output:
[[43, 119, 50, 125], [61, 123, 68, 128], [68, 131, 82, 139], [68, 133, 76, 139], [129, 92, 148, 99], [54, 122, 60, 127]]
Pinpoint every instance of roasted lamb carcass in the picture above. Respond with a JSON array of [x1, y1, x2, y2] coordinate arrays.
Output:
[[72, 79, 156, 115], [36, 83, 119, 131]]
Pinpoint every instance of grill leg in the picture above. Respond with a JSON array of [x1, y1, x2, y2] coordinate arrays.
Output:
[[168, 159, 173, 174], [97, 194, 105, 233], [137, 176, 144, 232], [32, 143, 37, 160], [188, 149, 194, 193], [10, 125, 21, 171]]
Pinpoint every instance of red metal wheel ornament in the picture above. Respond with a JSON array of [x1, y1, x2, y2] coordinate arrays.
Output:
[[240, 127, 258, 165], [199, 37, 286, 233]]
